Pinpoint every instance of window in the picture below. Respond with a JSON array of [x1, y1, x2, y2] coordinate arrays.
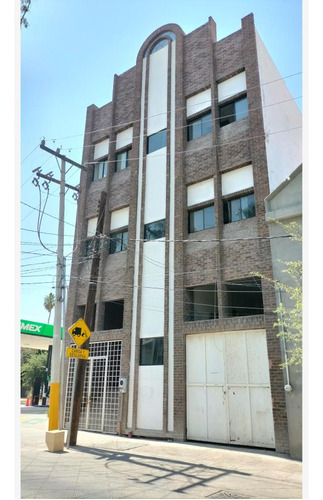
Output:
[[144, 219, 166, 240], [115, 149, 130, 172], [109, 230, 128, 254], [223, 193, 255, 223], [187, 112, 212, 141], [224, 277, 264, 317], [219, 96, 248, 127], [185, 284, 218, 321], [103, 300, 124, 330], [92, 161, 107, 181], [84, 239, 93, 259], [140, 337, 164, 365], [147, 129, 167, 154], [188, 205, 215, 233]]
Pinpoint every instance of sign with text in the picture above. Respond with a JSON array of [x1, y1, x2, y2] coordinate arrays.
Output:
[[66, 347, 89, 360], [68, 318, 91, 347]]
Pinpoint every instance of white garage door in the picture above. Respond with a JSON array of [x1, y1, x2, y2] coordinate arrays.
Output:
[[186, 330, 275, 448]]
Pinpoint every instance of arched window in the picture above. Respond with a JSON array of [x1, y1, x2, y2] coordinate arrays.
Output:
[[143, 31, 175, 58]]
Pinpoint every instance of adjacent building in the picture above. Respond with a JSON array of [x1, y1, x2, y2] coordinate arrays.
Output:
[[63, 14, 302, 454]]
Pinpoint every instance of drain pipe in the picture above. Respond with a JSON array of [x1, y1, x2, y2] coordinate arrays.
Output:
[[277, 289, 292, 393]]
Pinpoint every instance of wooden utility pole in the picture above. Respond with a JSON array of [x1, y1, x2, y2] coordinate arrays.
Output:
[[35, 140, 85, 431], [68, 190, 107, 446]]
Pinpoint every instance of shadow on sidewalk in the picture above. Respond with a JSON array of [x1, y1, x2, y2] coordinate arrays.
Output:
[[70, 445, 251, 495]]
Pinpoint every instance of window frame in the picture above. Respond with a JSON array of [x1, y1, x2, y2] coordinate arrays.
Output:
[[188, 204, 215, 233], [219, 95, 248, 127], [92, 160, 108, 181], [109, 229, 128, 254], [187, 111, 212, 142], [223, 192, 256, 223], [115, 148, 130, 172]]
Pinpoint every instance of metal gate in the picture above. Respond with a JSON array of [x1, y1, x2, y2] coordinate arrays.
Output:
[[64, 341, 122, 433]]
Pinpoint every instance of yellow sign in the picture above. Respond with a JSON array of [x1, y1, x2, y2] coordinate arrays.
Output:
[[68, 318, 91, 347], [66, 347, 89, 360]]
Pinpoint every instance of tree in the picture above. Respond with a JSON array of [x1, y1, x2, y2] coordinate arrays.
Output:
[[256, 221, 302, 367], [21, 0, 31, 28], [44, 293, 55, 323], [21, 350, 47, 398]]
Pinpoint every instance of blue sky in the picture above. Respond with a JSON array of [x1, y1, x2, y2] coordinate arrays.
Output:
[[20, 0, 303, 325]]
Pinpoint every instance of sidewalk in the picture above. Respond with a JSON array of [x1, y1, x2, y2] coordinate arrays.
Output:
[[20, 411, 302, 499]]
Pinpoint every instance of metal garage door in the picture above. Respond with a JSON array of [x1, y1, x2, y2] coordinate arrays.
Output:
[[186, 330, 275, 448]]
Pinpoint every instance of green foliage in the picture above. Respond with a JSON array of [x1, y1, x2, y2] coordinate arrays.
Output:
[[21, 350, 47, 391], [44, 292, 55, 323], [256, 221, 302, 367]]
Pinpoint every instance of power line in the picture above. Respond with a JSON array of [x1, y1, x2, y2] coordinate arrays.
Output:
[[44, 71, 302, 144]]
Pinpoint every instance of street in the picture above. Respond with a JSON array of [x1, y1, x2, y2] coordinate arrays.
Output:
[[20, 406, 302, 499]]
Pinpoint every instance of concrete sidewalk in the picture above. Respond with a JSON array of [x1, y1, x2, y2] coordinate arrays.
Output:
[[20, 411, 302, 499]]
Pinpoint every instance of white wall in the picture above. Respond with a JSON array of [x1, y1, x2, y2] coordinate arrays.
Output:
[[255, 31, 302, 192], [186, 89, 211, 117], [140, 240, 165, 338], [94, 138, 109, 160], [147, 44, 168, 136], [144, 148, 167, 224], [221, 164, 254, 196], [136, 366, 164, 430], [218, 72, 246, 102]]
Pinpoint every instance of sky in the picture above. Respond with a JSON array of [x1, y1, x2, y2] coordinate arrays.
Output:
[[19, 0, 303, 326]]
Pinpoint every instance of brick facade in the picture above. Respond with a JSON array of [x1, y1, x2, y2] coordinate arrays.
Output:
[[64, 14, 291, 454]]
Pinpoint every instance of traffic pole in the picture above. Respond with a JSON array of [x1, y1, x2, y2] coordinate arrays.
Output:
[[48, 158, 65, 431]]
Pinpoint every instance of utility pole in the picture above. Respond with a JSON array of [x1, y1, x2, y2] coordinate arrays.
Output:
[[68, 190, 107, 446], [34, 140, 85, 431]]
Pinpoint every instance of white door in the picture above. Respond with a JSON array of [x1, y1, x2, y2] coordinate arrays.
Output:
[[186, 330, 275, 448]]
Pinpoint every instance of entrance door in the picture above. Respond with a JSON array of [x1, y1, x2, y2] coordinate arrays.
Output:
[[64, 341, 122, 433], [186, 330, 275, 448]]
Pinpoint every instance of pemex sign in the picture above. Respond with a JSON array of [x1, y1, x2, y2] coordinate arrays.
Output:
[[20, 320, 63, 338]]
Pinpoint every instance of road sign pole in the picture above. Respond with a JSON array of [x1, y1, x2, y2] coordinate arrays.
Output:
[[66, 358, 78, 449]]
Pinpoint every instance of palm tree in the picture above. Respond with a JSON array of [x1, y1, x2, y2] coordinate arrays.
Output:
[[44, 293, 55, 324]]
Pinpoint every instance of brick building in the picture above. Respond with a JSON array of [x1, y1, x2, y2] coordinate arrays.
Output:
[[63, 14, 302, 454]]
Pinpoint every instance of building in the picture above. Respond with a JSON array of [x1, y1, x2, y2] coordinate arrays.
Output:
[[265, 164, 302, 459], [63, 14, 302, 454]]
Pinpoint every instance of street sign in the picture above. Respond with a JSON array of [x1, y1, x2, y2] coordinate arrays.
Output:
[[68, 318, 91, 347], [66, 347, 89, 360]]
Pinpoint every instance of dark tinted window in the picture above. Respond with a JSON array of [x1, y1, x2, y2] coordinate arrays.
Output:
[[140, 337, 164, 365], [187, 112, 212, 141], [115, 149, 130, 172], [147, 129, 167, 154], [225, 277, 263, 317], [104, 300, 124, 330], [189, 205, 215, 233], [109, 231, 128, 254], [223, 193, 255, 223], [144, 219, 166, 240], [219, 96, 248, 127]]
